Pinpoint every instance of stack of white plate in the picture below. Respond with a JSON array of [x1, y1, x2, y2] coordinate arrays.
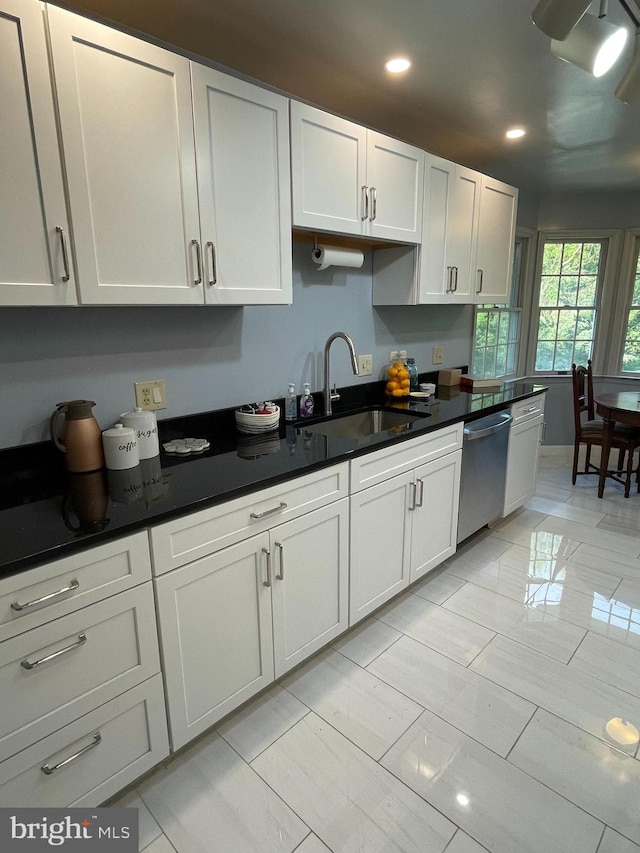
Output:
[[235, 405, 280, 435]]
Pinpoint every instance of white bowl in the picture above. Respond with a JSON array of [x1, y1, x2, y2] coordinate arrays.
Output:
[[235, 405, 280, 435]]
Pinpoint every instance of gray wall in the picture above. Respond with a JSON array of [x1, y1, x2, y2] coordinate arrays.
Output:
[[538, 191, 640, 230], [0, 242, 474, 448]]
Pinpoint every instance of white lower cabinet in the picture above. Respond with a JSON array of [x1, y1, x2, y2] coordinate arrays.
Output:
[[503, 394, 546, 517], [349, 425, 463, 624], [0, 533, 169, 806], [154, 497, 349, 751]]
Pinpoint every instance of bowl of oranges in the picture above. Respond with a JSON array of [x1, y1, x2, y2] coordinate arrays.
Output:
[[385, 361, 411, 399]]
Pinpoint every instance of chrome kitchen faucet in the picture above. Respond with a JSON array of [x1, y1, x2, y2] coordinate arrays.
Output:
[[323, 332, 360, 416]]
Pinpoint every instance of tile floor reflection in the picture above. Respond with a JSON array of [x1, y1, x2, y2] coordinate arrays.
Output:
[[112, 453, 640, 852]]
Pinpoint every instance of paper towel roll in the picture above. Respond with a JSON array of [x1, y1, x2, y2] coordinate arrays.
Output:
[[312, 245, 364, 271]]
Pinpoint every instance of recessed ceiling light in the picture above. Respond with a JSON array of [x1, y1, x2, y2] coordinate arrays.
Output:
[[506, 127, 526, 139], [384, 57, 412, 73]]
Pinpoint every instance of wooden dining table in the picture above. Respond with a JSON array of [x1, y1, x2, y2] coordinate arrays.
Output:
[[594, 391, 640, 498]]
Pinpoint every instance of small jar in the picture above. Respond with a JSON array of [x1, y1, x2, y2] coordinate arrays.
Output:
[[102, 423, 139, 470]]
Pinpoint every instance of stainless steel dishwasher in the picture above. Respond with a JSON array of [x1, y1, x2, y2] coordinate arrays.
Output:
[[457, 410, 513, 543]]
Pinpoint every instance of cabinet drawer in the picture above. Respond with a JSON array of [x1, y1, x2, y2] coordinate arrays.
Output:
[[0, 676, 168, 807], [0, 532, 152, 642], [0, 584, 160, 762], [150, 463, 349, 574], [511, 393, 546, 424], [350, 424, 463, 492]]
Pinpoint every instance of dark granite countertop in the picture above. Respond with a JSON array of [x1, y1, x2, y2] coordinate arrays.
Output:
[[0, 379, 546, 578]]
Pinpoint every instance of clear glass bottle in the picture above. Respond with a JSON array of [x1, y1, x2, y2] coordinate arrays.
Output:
[[406, 357, 419, 391], [285, 383, 297, 421]]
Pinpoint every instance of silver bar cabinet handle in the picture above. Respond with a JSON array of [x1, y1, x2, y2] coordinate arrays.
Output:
[[453, 266, 459, 292], [191, 239, 203, 285], [250, 502, 287, 520], [22, 633, 87, 670], [416, 478, 425, 508], [262, 547, 272, 588], [275, 541, 284, 580], [476, 268, 484, 294], [408, 481, 417, 511], [55, 226, 70, 282], [446, 266, 454, 293], [11, 579, 79, 612], [41, 732, 101, 776], [206, 241, 217, 286], [361, 186, 369, 221], [369, 186, 377, 221]]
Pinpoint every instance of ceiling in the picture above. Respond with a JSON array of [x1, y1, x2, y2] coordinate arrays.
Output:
[[59, 0, 640, 194]]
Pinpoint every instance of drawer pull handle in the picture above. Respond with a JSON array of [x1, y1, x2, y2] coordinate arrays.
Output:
[[369, 186, 377, 221], [416, 477, 425, 507], [191, 239, 203, 285], [262, 547, 272, 587], [522, 405, 538, 414], [250, 501, 287, 520], [361, 185, 369, 221], [275, 541, 284, 581], [21, 632, 87, 670], [41, 732, 102, 776], [11, 578, 80, 612], [206, 241, 217, 286]]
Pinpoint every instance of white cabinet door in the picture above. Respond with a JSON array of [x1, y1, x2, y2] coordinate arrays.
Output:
[[192, 66, 292, 305], [0, 0, 76, 305], [504, 415, 543, 517], [154, 534, 274, 750], [46, 5, 202, 305], [447, 165, 480, 303], [349, 473, 411, 624], [271, 499, 349, 677], [475, 176, 518, 304], [409, 450, 462, 582], [290, 101, 367, 235], [366, 131, 423, 243]]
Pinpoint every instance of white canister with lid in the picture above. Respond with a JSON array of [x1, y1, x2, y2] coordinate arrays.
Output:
[[119, 407, 159, 459], [102, 423, 139, 470]]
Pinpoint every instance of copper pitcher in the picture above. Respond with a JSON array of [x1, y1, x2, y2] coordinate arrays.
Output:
[[50, 400, 104, 473]]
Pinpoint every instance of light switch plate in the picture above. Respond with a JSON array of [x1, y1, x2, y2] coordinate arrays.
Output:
[[358, 354, 373, 376]]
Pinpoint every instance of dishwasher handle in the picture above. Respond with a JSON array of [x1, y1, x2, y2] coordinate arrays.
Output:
[[463, 411, 513, 440]]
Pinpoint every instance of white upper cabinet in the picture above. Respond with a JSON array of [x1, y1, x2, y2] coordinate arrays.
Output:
[[0, 0, 76, 305], [475, 175, 518, 303], [290, 102, 423, 243], [373, 154, 517, 306], [191, 66, 292, 305], [47, 5, 202, 305]]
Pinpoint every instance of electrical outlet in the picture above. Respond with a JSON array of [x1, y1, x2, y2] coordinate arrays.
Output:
[[134, 379, 167, 411], [389, 350, 398, 362], [398, 349, 407, 360], [432, 346, 443, 365], [358, 354, 373, 376]]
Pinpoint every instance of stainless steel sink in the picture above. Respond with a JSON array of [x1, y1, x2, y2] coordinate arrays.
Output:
[[300, 408, 428, 439]]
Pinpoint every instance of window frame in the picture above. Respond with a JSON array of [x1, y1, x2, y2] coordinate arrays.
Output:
[[608, 227, 640, 376], [525, 229, 622, 376]]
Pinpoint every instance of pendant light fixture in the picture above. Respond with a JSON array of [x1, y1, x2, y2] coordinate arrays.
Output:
[[550, 12, 628, 76], [616, 30, 640, 102], [531, 0, 592, 40]]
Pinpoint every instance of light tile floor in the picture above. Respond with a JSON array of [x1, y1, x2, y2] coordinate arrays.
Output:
[[112, 454, 640, 853]]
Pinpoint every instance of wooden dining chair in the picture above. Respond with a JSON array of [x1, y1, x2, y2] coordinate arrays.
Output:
[[571, 361, 640, 497]]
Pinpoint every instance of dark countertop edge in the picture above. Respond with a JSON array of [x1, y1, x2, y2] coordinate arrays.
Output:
[[0, 382, 547, 578]]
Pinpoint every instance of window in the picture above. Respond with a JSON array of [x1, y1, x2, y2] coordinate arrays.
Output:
[[471, 232, 530, 379], [621, 237, 640, 372], [532, 239, 605, 373]]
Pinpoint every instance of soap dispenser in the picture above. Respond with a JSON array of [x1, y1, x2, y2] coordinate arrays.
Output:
[[299, 383, 314, 418]]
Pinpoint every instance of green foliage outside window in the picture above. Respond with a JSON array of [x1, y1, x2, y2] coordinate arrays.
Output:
[[535, 241, 601, 372], [622, 250, 640, 372]]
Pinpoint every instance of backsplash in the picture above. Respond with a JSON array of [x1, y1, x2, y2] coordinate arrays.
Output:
[[0, 243, 474, 449]]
